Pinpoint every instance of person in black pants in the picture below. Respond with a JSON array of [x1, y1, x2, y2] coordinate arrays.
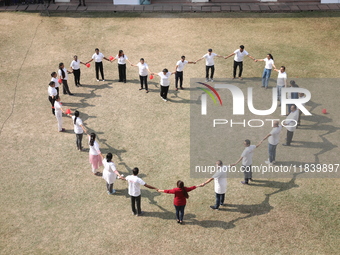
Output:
[[78, 0, 85, 6], [224, 45, 256, 80], [122, 167, 157, 216], [86, 48, 112, 82], [152, 68, 176, 102], [131, 58, 152, 93], [174, 56, 195, 91], [112, 50, 131, 83], [58, 63, 73, 95], [70, 55, 85, 87], [48, 81, 57, 115]]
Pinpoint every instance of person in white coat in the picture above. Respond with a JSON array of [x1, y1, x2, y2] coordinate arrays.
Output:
[[101, 153, 124, 195]]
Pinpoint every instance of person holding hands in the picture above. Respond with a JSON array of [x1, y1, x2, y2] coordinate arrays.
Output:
[[152, 68, 176, 102], [131, 58, 151, 93], [224, 45, 256, 80], [70, 55, 86, 87], [174, 56, 195, 90], [196, 49, 224, 82], [112, 50, 132, 83], [86, 48, 111, 82], [157, 180, 203, 224], [254, 53, 276, 89]]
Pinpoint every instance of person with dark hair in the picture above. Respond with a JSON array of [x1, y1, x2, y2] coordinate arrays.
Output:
[[50, 71, 60, 96], [100, 153, 124, 195], [200, 160, 228, 210], [112, 50, 131, 83], [48, 81, 57, 115], [287, 80, 299, 114], [152, 68, 176, 102], [282, 105, 299, 146], [255, 54, 276, 89], [54, 96, 66, 132], [58, 63, 74, 95], [231, 139, 262, 185], [131, 58, 151, 93], [224, 45, 256, 80], [196, 49, 224, 82], [86, 48, 111, 82], [70, 55, 86, 87], [88, 133, 103, 175], [157, 181, 202, 224], [174, 56, 195, 90], [122, 167, 157, 216], [67, 110, 87, 151], [273, 66, 287, 107]]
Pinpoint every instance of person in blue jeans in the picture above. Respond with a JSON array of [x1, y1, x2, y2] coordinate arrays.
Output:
[[255, 54, 276, 89], [201, 160, 227, 210]]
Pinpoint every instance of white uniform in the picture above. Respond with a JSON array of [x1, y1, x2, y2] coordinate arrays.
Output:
[[54, 101, 63, 131]]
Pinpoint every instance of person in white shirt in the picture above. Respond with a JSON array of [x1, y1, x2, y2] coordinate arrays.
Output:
[[88, 133, 103, 175], [201, 160, 228, 210], [255, 54, 276, 89], [122, 167, 157, 216], [70, 55, 85, 87], [282, 105, 299, 146], [224, 45, 256, 80], [196, 49, 224, 82], [58, 62, 73, 95], [86, 48, 111, 82], [174, 56, 195, 90], [231, 139, 262, 184], [152, 68, 176, 102], [297, 92, 306, 126], [48, 81, 57, 115], [131, 58, 151, 93], [67, 110, 87, 151], [54, 96, 66, 132], [100, 153, 124, 195], [260, 121, 282, 165], [50, 71, 60, 96], [273, 66, 287, 106], [112, 50, 132, 83]]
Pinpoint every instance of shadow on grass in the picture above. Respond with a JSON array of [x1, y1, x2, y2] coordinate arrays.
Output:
[[187, 173, 302, 229]]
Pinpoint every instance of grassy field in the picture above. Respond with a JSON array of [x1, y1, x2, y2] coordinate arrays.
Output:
[[0, 11, 339, 255]]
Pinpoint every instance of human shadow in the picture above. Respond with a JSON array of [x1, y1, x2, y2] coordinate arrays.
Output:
[[187, 173, 302, 229]]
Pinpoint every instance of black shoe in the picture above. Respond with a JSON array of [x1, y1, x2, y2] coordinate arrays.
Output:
[[78, 3, 81, 6], [78, 83, 82, 86], [241, 181, 249, 185], [210, 206, 219, 210], [282, 143, 290, 146], [139, 88, 143, 90], [83, 4, 86, 6], [180, 86, 184, 90], [249, 178, 253, 182], [69, 93, 74, 96]]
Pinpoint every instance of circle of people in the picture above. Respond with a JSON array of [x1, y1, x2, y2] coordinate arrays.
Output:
[[47, 46, 304, 224]]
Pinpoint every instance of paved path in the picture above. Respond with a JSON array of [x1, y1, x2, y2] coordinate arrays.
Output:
[[1, 0, 340, 12]]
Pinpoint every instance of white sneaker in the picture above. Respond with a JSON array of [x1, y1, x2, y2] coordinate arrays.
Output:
[[210, 79, 214, 82], [102, 79, 105, 82], [163, 98, 167, 102], [265, 160, 270, 164], [205, 78, 209, 82], [96, 79, 100, 82]]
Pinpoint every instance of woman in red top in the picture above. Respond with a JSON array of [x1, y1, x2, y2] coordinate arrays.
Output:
[[158, 180, 201, 224]]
